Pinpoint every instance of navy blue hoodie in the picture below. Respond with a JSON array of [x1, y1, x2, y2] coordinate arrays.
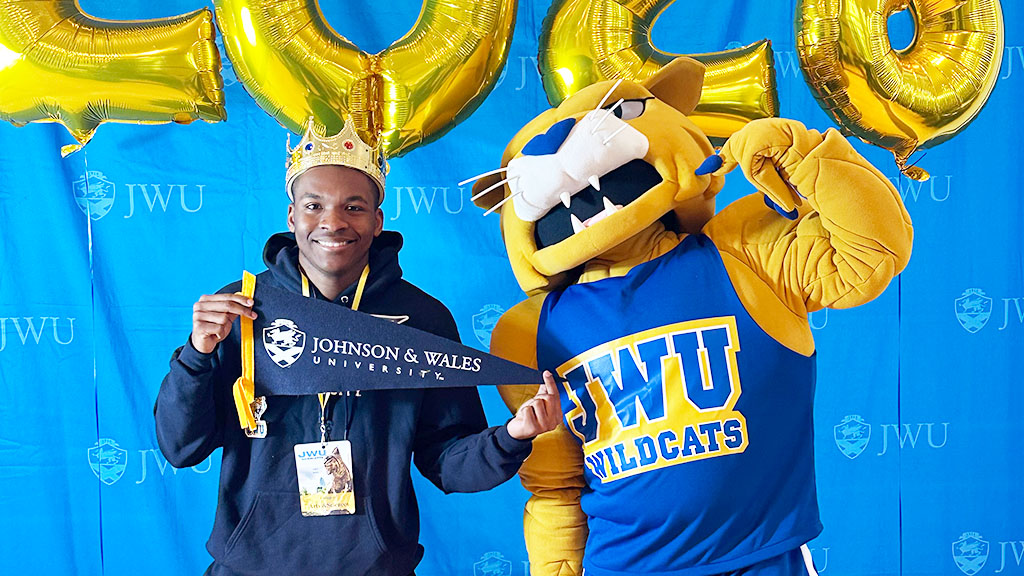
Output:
[[155, 231, 532, 576]]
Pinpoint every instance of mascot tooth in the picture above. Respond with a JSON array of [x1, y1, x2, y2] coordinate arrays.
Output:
[[470, 57, 913, 576]]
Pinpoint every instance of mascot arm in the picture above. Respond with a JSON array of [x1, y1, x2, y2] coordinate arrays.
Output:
[[706, 118, 913, 315], [493, 297, 588, 576]]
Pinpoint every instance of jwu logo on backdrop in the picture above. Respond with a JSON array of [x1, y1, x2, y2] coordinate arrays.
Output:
[[1001, 46, 1024, 80], [88, 439, 129, 485], [954, 532, 991, 576], [387, 184, 470, 219], [87, 438, 213, 485], [72, 170, 206, 220], [0, 316, 75, 352], [492, 55, 540, 94], [473, 551, 534, 576], [953, 532, 1024, 575], [771, 49, 804, 81], [890, 174, 953, 204], [833, 415, 948, 458], [807, 546, 829, 573], [956, 289, 1024, 333], [473, 305, 505, 348], [474, 552, 512, 576]]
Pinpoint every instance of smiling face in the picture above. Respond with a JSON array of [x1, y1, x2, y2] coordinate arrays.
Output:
[[472, 58, 723, 294], [288, 165, 383, 298]]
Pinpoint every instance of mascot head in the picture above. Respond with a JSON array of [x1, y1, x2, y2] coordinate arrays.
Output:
[[471, 57, 724, 294]]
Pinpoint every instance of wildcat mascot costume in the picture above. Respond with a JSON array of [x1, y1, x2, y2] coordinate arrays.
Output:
[[471, 57, 913, 576]]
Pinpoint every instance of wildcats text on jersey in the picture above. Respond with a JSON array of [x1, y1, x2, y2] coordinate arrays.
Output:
[[557, 316, 748, 483]]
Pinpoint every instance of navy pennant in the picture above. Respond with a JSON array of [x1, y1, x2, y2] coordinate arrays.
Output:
[[251, 283, 542, 395]]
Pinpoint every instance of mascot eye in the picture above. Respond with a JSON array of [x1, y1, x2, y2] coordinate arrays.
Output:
[[606, 98, 649, 121]]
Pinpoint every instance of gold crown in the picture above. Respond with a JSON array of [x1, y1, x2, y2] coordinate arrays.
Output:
[[286, 117, 388, 203]]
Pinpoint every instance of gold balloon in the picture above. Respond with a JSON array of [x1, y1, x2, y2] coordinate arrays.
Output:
[[539, 0, 779, 142], [0, 1, 225, 156], [797, 0, 1004, 179], [215, 0, 516, 157]]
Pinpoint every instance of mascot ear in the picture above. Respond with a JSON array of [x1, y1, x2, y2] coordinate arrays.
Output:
[[643, 57, 705, 116]]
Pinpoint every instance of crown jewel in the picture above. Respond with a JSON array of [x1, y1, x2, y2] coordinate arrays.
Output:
[[286, 117, 388, 202]]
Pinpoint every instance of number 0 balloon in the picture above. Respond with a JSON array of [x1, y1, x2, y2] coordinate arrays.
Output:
[[214, 0, 516, 157], [797, 0, 1004, 179]]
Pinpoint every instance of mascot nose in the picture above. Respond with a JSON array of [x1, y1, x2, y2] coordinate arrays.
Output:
[[521, 118, 577, 156]]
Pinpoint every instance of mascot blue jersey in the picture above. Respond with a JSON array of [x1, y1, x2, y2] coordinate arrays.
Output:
[[536, 234, 823, 576]]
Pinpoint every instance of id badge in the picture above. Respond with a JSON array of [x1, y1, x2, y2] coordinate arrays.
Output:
[[293, 440, 356, 516]]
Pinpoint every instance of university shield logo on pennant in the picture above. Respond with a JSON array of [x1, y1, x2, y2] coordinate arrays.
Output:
[[472, 305, 505, 348], [87, 438, 127, 485], [952, 532, 990, 575], [474, 552, 512, 576], [72, 171, 115, 220], [833, 415, 871, 459], [263, 319, 306, 368], [955, 289, 992, 333]]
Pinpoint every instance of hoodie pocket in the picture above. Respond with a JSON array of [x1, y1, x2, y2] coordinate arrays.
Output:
[[222, 492, 388, 576]]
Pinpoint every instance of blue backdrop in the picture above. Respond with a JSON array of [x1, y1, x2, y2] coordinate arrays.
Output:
[[0, 1, 1021, 575]]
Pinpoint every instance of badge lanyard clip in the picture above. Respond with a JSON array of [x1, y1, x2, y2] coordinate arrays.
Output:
[[304, 264, 369, 445], [318, 392, 333, 448]]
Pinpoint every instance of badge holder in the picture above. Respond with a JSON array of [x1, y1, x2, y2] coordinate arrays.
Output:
[[293, 392, 356, 516]]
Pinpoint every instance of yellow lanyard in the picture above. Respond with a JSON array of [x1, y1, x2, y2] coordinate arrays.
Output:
[[299, 265, 369, 309], [308, 265, 370, 436], [232, 271, 259, 430], [232, 264, 370, 433]]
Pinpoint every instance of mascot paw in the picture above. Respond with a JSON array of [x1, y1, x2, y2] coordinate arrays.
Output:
[[703, 117, 825, 215]]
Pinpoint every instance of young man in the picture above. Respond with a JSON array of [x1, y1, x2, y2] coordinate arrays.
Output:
[[155, 120, 560, 576]]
